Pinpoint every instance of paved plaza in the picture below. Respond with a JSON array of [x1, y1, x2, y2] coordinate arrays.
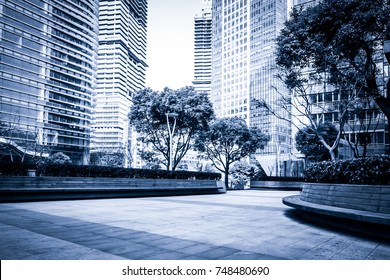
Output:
[[0, 190, 389, 260]]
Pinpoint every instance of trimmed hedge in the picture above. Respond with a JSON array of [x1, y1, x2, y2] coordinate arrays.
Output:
[[304, 155, 390, 185], [0, 162, 221, 181]]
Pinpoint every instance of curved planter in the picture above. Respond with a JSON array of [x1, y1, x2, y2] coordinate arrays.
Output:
[[283, 183, 390, 238], [299, 183, 390, 214]]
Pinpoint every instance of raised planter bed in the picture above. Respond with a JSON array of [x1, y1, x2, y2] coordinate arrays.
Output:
[[299, 183, 390, 214], [283, 183, 390, 238], [0, 176, 225, 202]]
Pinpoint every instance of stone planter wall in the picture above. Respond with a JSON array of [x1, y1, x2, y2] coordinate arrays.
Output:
[[300, 183, 390, 214], [250, 180, 302, 190], [283, 183, 390, 238], [0, 176, 225, 202]]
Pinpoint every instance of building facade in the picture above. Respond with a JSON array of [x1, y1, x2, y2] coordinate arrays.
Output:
[[211, 0, 251, 122], [211, 0, 293, 175], [91, 0, 148, 167], [0, 0, 99, 164], [193, 0, 212, 95], [293, 0, 318, 8], [249, 0, 291, 160]]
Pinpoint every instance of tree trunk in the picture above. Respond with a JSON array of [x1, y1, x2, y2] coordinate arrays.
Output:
[[318, 135, 339, 161], [224, 161, 230, 190], [329, 149, 336, 161], [224, 170, 229, 190]]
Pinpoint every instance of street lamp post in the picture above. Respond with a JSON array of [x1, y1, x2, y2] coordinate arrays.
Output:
[[166, 113, 178, 171]]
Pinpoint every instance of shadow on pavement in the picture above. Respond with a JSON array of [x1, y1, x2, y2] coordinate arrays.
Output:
[[283, 209, 390, 244]]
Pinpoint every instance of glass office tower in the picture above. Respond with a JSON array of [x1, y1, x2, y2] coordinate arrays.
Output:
[[211, 0, 292, 175], [211, 0, 251, 121], [91, 0, 148, 167], [249, 0, 291, 158], [0, 0, 99, 163]]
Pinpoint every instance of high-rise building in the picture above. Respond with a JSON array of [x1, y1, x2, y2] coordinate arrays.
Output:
[[293, 0, 318, 8], [0, 0, 99, 164], [193, 0, 212, 95], [211, 0, 292, 175], [249, 0, 291, 158], [91, 0, 148, 167], [181, 0, 213, 171], [211, 0, 250, 121]]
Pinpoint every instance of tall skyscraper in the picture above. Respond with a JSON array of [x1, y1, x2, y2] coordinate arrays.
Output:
[[193, 0, 212, 94], [211, 0, 292, 175], [91, 0, 148, 167], [211, 0, 250, 122], [249, 0, 291, 166], [0, 0, 99, 164]]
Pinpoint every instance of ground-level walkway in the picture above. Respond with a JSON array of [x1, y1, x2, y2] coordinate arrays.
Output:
[[0, 190, 389, 260]]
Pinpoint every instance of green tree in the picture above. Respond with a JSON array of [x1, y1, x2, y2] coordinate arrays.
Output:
[[296, 122, 339, 162], [194, 117, 269, 189], [276, 0, 390, 152], [129, 86, 215, 170], [229, 161, 259, 190], [138, 150, 162, 169], [47, 152, 72, 165]]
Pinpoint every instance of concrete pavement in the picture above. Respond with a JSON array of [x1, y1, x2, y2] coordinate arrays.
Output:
[[0, 190, 389, 260]]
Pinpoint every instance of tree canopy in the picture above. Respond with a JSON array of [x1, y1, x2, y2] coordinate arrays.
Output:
[[276, 0, 390, 121], [47, 152, 72, 165], [129, 86, 215, 170], [194, 117, 269, 189]]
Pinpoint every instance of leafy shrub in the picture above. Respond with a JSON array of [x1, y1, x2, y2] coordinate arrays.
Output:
[[0, 162, 221, 180], [47, 152, 72, 165], [0, 162, 34, 176], [304, 155, 390, 185], [141, 162, 161, 170], [229, 161, 268, 189], [229, 161, 253, 189], [90, 152, 125, 167], [250, 160, 268, 180], [228, 160, 270, 189]]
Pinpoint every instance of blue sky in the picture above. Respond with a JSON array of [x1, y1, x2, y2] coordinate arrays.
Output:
[[146, 0, 204, 91]]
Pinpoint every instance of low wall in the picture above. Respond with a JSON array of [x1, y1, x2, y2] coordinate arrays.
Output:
[[250, 180, 302, 190], [283, 183, 390, 238], [0, 176, 225, 202], [300, 183, 390, 214]]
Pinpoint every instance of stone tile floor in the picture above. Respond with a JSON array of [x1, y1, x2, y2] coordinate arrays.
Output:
[[0, 190, 389, 260]]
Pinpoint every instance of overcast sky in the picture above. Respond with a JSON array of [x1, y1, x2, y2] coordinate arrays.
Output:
[[146, 0, 204, 91]]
